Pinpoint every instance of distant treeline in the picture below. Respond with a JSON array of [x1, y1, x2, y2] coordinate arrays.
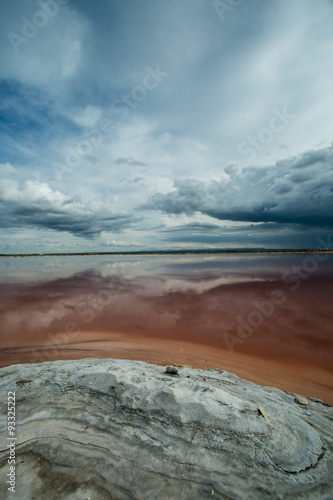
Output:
[[0, 249, 332, 258]]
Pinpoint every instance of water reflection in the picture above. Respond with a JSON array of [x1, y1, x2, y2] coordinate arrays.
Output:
[[0, 254, 332, 402]]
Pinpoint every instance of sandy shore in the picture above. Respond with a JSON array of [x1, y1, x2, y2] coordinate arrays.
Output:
[[1, 331, 332, 406]]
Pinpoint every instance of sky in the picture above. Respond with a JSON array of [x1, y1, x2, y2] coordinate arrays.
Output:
[[0, 0, 333, 253]]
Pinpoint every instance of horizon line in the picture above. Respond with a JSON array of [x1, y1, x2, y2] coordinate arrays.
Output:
[[1, 248, 332, 258]]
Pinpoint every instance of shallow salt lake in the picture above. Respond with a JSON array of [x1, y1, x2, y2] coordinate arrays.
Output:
[[0, 253, 332, 403]]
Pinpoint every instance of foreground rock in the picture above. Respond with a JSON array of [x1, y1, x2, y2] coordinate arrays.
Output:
[[0, 359, 332, 499]]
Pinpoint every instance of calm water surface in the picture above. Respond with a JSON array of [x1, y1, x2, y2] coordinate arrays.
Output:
[[0, 254, 332, 401]]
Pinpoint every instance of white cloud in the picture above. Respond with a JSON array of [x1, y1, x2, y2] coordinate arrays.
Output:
[[0, 162, 15, 178], [70, 105, 103, 128]]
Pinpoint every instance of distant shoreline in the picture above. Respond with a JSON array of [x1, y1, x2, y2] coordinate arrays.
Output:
[[0, 249, 332, 257]]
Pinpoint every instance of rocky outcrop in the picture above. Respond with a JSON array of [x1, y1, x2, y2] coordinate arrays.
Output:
[[0, 358, 332, 499]]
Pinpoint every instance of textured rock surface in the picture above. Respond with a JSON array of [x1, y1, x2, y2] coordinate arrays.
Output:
[[0, 358, 332, 499]]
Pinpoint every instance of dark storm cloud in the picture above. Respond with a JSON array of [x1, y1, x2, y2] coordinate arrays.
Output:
[[0, 179, 135, 238], [159, 221, 333, 249], [162, 222, 222, 233], [144, 145, 333, 228]]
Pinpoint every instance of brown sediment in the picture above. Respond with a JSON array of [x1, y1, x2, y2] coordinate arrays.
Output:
[[1, 331, 332, 406]]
